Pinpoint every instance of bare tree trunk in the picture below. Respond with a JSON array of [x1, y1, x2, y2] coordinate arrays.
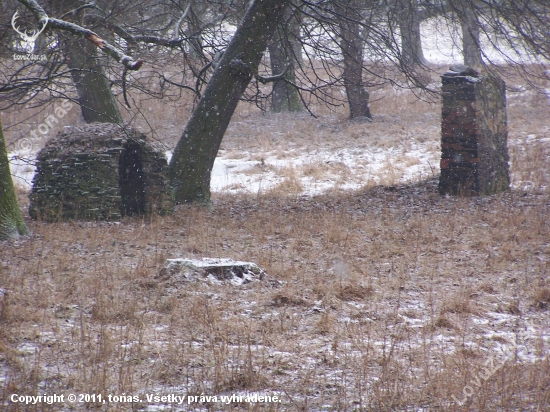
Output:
[[398, 0, 427, 66], [268, 9, 302, 113], [289, 13, 303, 66], [168, 0, 289, 203], [57, 0, 123, 124], [65, 37, 124, 124], [461, 7, 482, 68], [0, 114, 28, 240], [335, 0, 372, 120]]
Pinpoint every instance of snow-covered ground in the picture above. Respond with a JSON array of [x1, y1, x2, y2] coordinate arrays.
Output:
[[8, 118, 548, 196], [8, 141, 439, 197], [165, 139, 441, 196]]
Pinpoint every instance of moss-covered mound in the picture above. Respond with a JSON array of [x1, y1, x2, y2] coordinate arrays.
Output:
[[29, 123, 173, 221]]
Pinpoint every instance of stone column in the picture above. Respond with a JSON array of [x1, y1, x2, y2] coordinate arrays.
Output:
[[439, 65, 510, 196]]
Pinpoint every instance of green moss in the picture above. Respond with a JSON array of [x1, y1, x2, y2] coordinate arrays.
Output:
[[0, 115, 29, 240], [29, 124, 173, 221]]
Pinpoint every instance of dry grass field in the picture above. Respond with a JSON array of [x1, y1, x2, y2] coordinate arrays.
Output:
[[1, 74, 550, 411]]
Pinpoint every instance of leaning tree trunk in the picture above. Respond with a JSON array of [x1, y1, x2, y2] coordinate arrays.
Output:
[[335, 0, 372, 120], [65, 37, 123, 124], [268, 8, 302, 113], [0, 115, 29, 240], [168, 0, 289, 203], [461, 6, 482, 68], [398, 0, 427, 67]]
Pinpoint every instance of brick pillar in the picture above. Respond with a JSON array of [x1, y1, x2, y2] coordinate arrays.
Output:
[[439, 65, 510, 196]]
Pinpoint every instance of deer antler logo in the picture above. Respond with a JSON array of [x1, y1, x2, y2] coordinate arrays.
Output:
[[11, 11, 48, 45]]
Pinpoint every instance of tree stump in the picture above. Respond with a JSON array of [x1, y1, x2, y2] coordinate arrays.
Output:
[[439, 66, 510, 196], [157, 258, 280, 287]]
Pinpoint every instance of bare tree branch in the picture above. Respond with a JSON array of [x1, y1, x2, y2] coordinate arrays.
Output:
[[173, 3, 192, 41], [257, 65, 290, 84], [16, 0, 143, 70], [59, 3, 101, 20], [83, 14, 138, 50]]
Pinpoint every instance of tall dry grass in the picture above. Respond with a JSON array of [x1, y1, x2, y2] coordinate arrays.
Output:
[[1, 70, 550, 411]]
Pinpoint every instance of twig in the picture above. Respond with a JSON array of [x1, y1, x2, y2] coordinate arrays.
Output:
[[257, 65, 290, 84], [160, 74, 201, 98]]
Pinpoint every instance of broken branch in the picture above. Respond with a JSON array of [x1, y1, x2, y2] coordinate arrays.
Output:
[[17, 0, 143, 70]]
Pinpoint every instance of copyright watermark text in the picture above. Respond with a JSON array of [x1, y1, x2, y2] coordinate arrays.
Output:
[[9, 392, 283, 406]]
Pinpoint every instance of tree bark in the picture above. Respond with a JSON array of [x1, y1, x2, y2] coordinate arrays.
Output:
[[65, 36, 124, 124], [461, 7, 482, 68], [289, 13, 303, 66], [335, 0, 372, 120], [268, 9, 302, 113], [398, 0, 427, 67], [168, 0, 289, 203], [0, 114, 29, 240], [58, 0, 124, 124]]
